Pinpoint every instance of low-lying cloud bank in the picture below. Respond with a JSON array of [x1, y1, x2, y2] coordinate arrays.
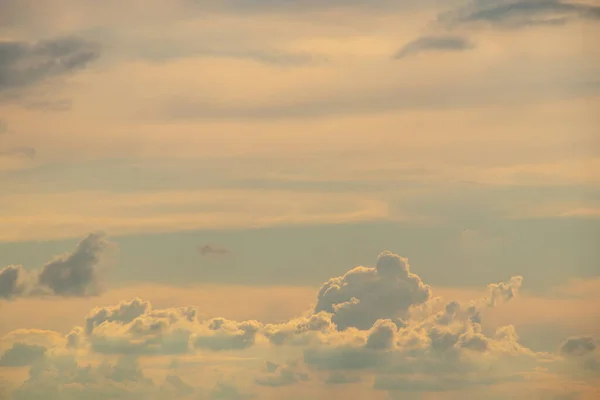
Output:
[[1, 243, 598, 399]]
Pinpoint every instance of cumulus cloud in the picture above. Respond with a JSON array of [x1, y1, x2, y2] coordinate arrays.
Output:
[[314, 251, 431, 330], [78, 298, 263, 356], [395, 36, 474, 59], [85, 298, 151, 334], [2, 250, 597, 398], [0, 36, 100, 92], [0, 233, 113, 299]]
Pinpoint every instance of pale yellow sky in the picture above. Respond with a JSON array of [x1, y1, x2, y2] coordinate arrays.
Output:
[[1, 1, 599, 399]]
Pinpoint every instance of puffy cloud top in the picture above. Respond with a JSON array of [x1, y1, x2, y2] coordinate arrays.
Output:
[[314, 251, 431, 330]]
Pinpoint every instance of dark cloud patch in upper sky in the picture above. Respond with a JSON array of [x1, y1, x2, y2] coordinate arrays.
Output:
[[394, 35, 474, 59], [440, 0, 600, 28], [0, 36, 100, 92]]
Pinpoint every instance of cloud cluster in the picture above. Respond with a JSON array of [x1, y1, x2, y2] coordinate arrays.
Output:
[[0, 233, 112, 299], [1, 250, 597, 399], [314, 251, 431, 330]]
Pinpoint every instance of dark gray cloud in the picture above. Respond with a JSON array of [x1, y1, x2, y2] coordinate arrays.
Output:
[[314, 251, 431, 330], [0, 36, 100, 92], [198, 244, 231, 256], [395, 35, 474, 59], [37, 232, 111, 296], [0, 265, 24, 299], [560, 336, 597, 357], [440, 0, 600, 28], [0, 232, 113, 299], [0, 342, 46, 366]]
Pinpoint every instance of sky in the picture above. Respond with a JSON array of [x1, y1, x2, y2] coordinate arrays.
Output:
[[0, 0, 599, 399]]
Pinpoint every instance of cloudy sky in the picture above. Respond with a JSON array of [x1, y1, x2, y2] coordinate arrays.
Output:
[[0, 0, 599, 399]]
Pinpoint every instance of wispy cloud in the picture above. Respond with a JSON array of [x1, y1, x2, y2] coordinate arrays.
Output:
[[440, 0, 600, 29], [0, 36, 100, 92], [394, 35, 474, 59]]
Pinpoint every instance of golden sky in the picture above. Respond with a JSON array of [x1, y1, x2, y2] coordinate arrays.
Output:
[[1, 1, 599, 399]]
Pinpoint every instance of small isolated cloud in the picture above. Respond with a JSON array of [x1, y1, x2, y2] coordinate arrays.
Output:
[[198, 244, 231, 256], [0, 36, 100, 93], [0, 232, 113, 299], [560, 336, 597, 357], [395, 36, 474, 59]]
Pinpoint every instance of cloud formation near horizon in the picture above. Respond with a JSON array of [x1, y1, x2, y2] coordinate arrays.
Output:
[[1, 250, 597, 399]]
